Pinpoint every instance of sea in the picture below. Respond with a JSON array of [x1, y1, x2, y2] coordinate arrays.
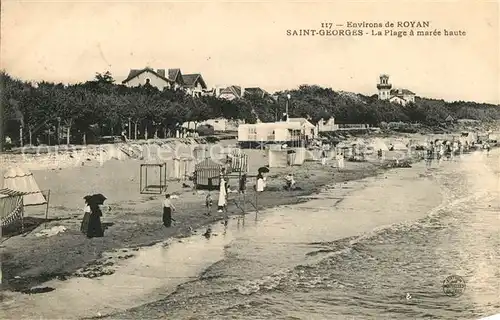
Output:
[[2, 148, 499, 320], [103, 149, 500, 320]]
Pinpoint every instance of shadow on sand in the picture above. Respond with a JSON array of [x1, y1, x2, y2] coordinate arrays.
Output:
[[1, 216, 75, 238]]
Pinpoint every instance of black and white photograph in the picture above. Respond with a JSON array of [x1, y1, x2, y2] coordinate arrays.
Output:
[[0, 1, 499, 319]]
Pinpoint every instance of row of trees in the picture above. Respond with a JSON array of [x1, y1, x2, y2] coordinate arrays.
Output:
[[1, 71, 499, 147]]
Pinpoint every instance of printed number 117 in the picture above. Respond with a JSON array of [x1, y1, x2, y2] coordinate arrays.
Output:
[[321, 23, 333, 29]]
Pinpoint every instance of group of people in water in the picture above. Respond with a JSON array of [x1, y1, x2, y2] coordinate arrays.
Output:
[[424, 139, 491, 167]]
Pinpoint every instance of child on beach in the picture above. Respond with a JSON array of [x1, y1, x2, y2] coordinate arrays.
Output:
[[239, 174, 247, 194], [285, 173, 296, 190], [205, 193, 213, 216], [162, 194, 176, 227]]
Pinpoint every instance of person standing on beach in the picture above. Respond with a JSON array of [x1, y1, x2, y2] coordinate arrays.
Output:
[[218, 178, 228, 213], [256, 172, 266, 192], [86, 197, 105, 238], [80, 196, 92, 234], [321, 149, 328, 166], [162, 194, 176, 227], [336, 152, 345, 171]]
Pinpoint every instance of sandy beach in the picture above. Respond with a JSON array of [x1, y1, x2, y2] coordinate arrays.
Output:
[[0, 138, 413, 295], [1, 135, 498, 319]]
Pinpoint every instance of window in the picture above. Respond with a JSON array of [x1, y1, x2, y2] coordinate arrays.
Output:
[[145, 78, 151, 85]]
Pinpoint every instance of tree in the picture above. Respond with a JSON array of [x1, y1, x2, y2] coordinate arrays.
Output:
[[94, 71, 115, 84]]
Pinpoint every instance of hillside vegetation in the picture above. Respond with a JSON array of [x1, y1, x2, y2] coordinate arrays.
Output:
[[1, 72, 499, 145]]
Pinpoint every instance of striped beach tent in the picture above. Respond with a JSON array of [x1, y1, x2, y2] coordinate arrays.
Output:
[[0, 188, 26, 228], [194, 158, 222, 190]]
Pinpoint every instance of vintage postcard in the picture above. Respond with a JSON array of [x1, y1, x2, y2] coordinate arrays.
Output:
[[0, 0, 498, 319]]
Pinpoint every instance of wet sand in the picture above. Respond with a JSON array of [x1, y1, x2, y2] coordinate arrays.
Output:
[[0, 143, 407, 295]]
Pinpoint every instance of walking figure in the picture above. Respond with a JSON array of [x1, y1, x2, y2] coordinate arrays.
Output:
[[162, 194, 176, 227]]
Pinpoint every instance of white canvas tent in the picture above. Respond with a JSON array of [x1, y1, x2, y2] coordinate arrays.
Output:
[[370, 138, 389, 151], [1, 167, 50, 232], [390, 140, 409, 150], [3, 167, 47, 206]]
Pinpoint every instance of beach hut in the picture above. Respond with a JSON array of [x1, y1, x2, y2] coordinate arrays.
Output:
[[193, 146, 207, 162], [194, 158, 223, 190], [166, 157, 195, 181], [370, 138, 389, 151], [288, 147, 306, 165], [305, 147, 322, 161], [268, 148, 288, 168], [228, 149, 248, 173]]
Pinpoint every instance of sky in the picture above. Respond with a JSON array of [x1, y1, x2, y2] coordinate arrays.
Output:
[[1, 0, 499, 104]]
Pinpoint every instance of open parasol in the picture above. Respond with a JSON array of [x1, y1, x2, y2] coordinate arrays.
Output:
[[90, 193, 107, 205], [258, 166, 270, 173]]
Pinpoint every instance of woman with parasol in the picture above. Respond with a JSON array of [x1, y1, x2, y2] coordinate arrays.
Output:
[[85, 193, 106, 238]]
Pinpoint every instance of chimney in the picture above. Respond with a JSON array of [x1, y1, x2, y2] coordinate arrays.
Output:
[[241, 87, 245, 97], [215, 87, 221, 97], [157, 69, 166, 78]]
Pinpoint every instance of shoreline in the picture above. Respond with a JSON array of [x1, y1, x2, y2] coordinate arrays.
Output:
[[0, 158, 399, 294]]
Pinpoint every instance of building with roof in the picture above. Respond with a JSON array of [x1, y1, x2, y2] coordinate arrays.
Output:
[[216, 86, 272, 101], [182, 74, 208, 97], [317, 117, 339, 132], [122, 67, 174, 91], [217, 85, 243, 100], [237, 118, 317, 148], [377, 74, 416, 106], [121, 67, 207, 94]]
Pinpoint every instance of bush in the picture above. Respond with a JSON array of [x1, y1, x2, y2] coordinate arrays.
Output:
[[205, 136, 220, 143], [196, 124, 215, 136]]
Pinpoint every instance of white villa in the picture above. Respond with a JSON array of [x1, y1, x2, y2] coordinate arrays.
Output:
[[317, 118, 339, 132], [122, 67, 209, 97], [377, 74, 416, 106], [238, 118, 317, 148]]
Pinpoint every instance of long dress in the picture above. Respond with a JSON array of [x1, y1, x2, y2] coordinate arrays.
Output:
[[218, 179, 227, 211], [163, 207, 172, 227], [336, 154, 345, 169], [86, 204, 104, 238], [256, 176, 266, 192], [80, 204, 91, 233]]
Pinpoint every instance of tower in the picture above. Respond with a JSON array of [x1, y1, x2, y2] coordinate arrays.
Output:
[[377, 74, 392, 100]]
